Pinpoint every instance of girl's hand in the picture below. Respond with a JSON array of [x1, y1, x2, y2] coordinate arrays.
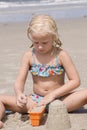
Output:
[[16, 93, 27, 108], [27, 97, 37, 112], [37, 93, 55, 106]]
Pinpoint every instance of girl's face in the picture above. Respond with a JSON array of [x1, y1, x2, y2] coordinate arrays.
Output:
[[30, 32, 55, 54]]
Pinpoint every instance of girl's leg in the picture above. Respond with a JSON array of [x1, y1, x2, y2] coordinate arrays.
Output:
[[0, 95, 28, 128], [62, 88, 87, 112], [0, 101, 5, 128]]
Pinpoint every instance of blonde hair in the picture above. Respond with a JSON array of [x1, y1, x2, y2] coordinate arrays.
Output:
[[27, 14, 62, 47]]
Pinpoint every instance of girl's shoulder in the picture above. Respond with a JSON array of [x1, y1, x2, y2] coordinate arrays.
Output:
[[57, 48, 70, 57], [21, 49, 33, 63], [57, 48, 71, 65], [23, 48, 32, 57]]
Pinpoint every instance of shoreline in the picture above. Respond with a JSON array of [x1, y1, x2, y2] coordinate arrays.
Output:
[[0, 4, 87, 22]]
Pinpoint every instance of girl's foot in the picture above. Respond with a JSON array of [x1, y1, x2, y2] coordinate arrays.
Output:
[[0, 121, 3, 129]]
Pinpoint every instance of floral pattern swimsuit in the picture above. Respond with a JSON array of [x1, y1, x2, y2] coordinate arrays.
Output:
[[30, 48, 64, 77]]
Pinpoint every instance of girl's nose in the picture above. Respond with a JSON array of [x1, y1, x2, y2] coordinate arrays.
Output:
[[38, 45, 43, 50]]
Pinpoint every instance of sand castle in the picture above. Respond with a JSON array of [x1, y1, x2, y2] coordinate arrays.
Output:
[[46, 100, 71, 130], [29, 100, 71, 130]]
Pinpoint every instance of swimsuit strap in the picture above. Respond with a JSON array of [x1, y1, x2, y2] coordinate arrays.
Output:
[[32, 48, 36, 64], [55, 49, 58, 64]]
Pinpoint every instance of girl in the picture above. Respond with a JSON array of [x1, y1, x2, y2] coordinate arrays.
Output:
[[0, 14, 87, 128]]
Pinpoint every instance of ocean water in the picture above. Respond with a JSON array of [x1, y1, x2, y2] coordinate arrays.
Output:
[[0, 0, 87, 8], [0, 0, 87, 22]]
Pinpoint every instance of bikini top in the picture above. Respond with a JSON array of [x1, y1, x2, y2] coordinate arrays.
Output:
[[30, 48, 64, 77]]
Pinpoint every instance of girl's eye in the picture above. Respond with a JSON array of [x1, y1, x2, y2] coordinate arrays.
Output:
[[34, 42, 39, 44], [42, 42, 48, 44]]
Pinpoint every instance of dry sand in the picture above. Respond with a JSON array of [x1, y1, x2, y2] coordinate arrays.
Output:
[[0, 17, 87, 129]]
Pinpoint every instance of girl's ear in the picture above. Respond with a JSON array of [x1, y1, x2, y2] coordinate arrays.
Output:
[[52, 34, 56, 42]]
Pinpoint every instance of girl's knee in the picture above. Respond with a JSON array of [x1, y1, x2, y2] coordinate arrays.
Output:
[[79, 89, 87, 103], [0, 95, 4, 102], [84, 89, 87, 101], [0, 121, 3, 129]]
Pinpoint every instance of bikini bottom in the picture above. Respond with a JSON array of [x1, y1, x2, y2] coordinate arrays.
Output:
[[31, 93, 62, 113]]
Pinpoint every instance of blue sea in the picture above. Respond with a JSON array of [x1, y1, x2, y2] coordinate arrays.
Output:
[[0, 0, 87, 22]]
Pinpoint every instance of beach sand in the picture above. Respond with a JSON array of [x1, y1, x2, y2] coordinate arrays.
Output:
[[0, 17, 87, 129]]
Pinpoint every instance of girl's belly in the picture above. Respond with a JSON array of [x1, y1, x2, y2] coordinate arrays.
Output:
[[33, 80, 64, 96], [32, 75, 65, 96]]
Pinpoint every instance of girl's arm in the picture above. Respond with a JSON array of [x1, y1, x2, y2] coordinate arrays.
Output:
[[14, 52, 30, 107], [38, 50, 81, 106], [53, 50, 81, 97]]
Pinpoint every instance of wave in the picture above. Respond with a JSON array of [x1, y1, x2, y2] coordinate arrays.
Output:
[[0, 0, 87, 9]]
